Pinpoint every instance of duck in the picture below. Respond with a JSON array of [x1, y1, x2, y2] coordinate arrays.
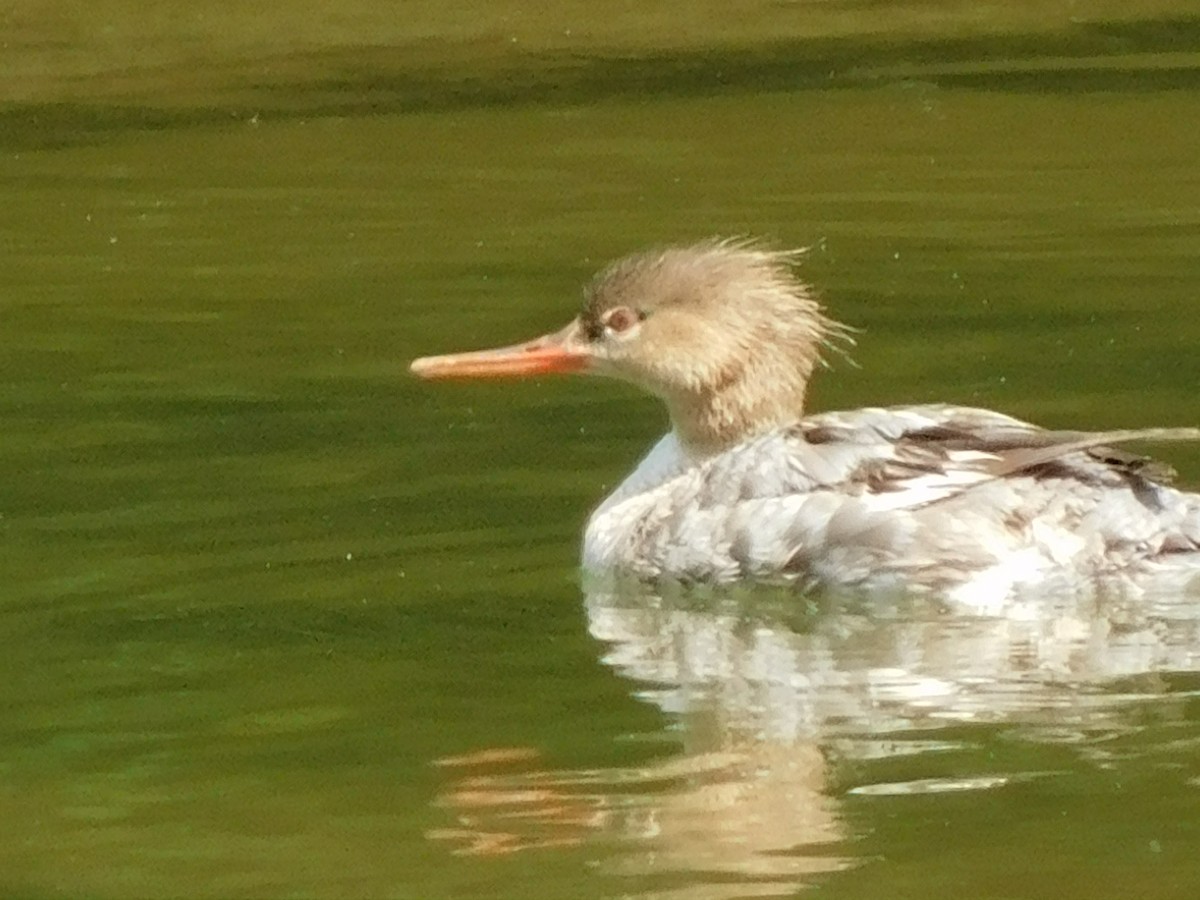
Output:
[[411, 239, 1200, 606]]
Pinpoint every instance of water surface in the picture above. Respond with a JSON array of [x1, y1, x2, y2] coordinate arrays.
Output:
[[3, 7, 1200, 899]]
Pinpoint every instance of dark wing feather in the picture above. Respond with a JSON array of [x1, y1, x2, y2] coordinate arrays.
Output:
[[805, 406, 1200, 501], [902, 426, 1200, 482]]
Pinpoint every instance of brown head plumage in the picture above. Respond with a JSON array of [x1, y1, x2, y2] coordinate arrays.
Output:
[[413, 238, 853, 456]]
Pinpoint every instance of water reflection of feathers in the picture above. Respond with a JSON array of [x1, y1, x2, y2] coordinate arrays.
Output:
[[430, 586, 1200, 897], [585, 582, 1200, 744]]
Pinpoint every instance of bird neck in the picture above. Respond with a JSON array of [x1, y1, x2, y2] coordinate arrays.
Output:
[[664, 353, 815, 458]]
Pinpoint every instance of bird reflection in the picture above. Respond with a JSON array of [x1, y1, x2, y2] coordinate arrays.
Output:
[[429, 582, 1200, 897]]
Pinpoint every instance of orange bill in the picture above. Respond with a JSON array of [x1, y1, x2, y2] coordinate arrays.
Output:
[[410, 322, 590, 380]]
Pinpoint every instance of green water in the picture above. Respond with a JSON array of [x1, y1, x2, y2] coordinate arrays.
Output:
[[3, 6, 1200, 898]]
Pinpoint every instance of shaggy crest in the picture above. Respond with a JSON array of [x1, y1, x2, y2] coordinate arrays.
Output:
[[577, 239, 855, 454]]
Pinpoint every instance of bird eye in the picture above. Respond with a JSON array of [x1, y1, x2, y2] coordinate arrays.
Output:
[[603, 306, 642, 334]]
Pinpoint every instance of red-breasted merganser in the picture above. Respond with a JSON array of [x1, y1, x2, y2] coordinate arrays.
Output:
[[411, 240, 1200, 604]]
